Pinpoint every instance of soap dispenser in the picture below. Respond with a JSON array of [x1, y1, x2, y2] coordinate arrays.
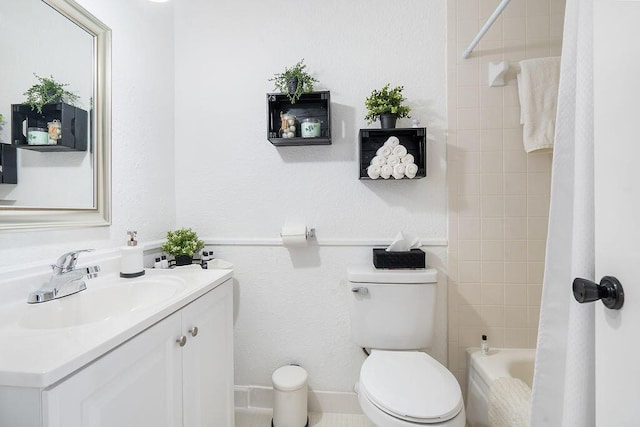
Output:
[[120, 230, 145, 278]]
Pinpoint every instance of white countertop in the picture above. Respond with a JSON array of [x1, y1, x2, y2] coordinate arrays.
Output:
[[0, 267, 232, 388]]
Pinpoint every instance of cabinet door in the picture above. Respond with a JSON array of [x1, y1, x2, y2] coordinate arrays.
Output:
[[182, 279, 234, 427], [43, 313, 183, 427]]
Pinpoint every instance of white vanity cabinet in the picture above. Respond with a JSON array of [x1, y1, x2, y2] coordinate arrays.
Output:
[[41, 278, 234, 427]]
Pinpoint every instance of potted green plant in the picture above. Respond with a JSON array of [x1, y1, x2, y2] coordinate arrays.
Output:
[[269, 59, 319, 104], [161, 227, 205, 266], [23, 73, 79, 114], [364, 84, 411, 129]]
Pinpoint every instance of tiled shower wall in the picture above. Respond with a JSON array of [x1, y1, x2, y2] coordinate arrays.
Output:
[[447, 0, 566, 389]]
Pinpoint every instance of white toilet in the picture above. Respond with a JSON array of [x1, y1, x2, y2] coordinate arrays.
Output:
[[347, 265, 465, 427]]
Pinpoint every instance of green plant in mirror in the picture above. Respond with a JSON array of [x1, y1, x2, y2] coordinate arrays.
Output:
[[269, 59, 319, 104], [161, 227, 205, 257], [23, 73, 80, 114], [364, 83, 411, 124]]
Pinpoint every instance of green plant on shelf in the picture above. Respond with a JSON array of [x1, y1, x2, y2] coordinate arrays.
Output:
[[269, 59, 319, 104], [364, 83, 411, 124], [23, 73, 80, 114]]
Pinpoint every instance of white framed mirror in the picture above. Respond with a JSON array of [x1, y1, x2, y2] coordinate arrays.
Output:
[[0, 0, 111, 230]]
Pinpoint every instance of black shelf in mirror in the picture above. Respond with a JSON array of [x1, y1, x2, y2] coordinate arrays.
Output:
[[11, 103, 88, 152]]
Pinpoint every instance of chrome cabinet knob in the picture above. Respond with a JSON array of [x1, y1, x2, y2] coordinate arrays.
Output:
[[188, 326, 199, 337], [176, 335, 187, 347]]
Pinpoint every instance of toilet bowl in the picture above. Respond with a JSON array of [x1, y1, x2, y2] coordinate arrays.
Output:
[[346, 265, 465, 426], [356, 351, 465, 426]]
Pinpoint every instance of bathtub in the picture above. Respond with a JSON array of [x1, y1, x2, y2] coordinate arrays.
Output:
[[465, 348, 535, 427]]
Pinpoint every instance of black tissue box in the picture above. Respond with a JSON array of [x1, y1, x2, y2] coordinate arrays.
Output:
[[372, 248, 426, 269]]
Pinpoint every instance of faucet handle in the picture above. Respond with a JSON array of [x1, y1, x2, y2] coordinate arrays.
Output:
[[53, 249, 94, 273]]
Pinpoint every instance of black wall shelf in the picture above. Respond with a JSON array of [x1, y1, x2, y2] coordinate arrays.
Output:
[[11, 103, 88, 152], [359, 128, 427, 180], [0, 144, 17, 184], [267, 91, 331, 146]]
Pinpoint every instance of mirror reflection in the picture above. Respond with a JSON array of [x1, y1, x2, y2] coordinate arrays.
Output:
[[0, 0, 94, 208]]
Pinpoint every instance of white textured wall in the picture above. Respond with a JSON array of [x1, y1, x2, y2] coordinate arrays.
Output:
[[174, 0, 448, 392], [0, 0, 176, 268]]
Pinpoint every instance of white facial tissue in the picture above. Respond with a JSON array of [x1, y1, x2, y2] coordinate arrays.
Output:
[[386, 232, 421, 252]]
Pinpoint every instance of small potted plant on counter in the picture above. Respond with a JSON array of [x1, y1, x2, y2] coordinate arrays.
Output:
[[23, 73, 79, 114], [270, 59, 319, 104], [364, 83, 411, 129], [161, 227, 205, 266]]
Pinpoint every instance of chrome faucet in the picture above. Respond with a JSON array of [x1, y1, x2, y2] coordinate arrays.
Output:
[[27, 250, 101, 304]]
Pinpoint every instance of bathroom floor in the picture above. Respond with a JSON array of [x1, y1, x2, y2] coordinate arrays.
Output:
[[235, 408, 374, 427]]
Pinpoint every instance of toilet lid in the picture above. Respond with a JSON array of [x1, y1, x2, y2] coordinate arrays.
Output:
[[359, 351, 463, 423]]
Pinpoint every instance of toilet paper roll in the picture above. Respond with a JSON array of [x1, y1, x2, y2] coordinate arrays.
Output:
[[281, 226, 308, 247]]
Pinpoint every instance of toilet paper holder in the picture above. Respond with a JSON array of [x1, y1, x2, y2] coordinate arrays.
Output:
[[279, 227, 316, 239]]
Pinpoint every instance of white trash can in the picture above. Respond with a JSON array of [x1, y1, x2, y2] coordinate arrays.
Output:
[[272, 365, 308, 427]]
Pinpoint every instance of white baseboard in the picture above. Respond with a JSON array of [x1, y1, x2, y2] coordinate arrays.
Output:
[[234, 385, 362, 415]]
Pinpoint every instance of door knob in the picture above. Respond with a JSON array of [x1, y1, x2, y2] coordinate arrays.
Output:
[[573, 276, 624, 310], [176, 335, 187, 347], [188, 326, 199, 337]]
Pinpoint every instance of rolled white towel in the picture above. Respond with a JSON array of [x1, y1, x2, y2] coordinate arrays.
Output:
[[392, 164, 406, 179], [401, 153, 415, 165], [380, 164, 393, 179], [386, 154, 400, 167], [384, 136, 400, 148], [367, 165, 381, 179], [392, 144, 408, 158], [405, 163, 419, 179], [370, 155, 386, 167], [376, 145, 392, 157]]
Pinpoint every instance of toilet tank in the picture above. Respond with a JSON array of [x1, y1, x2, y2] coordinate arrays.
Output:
[[347, 265, 438, 350]]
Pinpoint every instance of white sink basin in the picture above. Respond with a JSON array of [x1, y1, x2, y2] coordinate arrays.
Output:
[[19, 276, 186, 330], [0, 268, 233, 388]]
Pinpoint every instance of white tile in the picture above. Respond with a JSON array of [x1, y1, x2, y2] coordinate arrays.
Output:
[[481, 130, 503, 151], [458, 130, 482, 151], [481, 152, 504, 173], [526, 0, 550, 16], [505, 262, 528, 284], [458, 86, 481, 108], [458, 108, 481, 130], [481, 173, 504, 195], [481, 107, 504, 129], [482, 218, 505, 240], [503, 17, 526, 40], [526, 16, 551, 41], [482, 240, 505, 261]]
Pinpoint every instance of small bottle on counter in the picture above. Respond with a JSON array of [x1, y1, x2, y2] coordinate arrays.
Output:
[[154, 257, 162, 269], [160, 255, 169, 269], [481, 334, 489, 356]]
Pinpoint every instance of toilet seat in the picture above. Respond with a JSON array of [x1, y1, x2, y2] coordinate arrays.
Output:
[[359, 350, 463, 424]]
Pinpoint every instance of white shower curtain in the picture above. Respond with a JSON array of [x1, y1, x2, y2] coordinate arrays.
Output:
[[529, 0, 595, 426]]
